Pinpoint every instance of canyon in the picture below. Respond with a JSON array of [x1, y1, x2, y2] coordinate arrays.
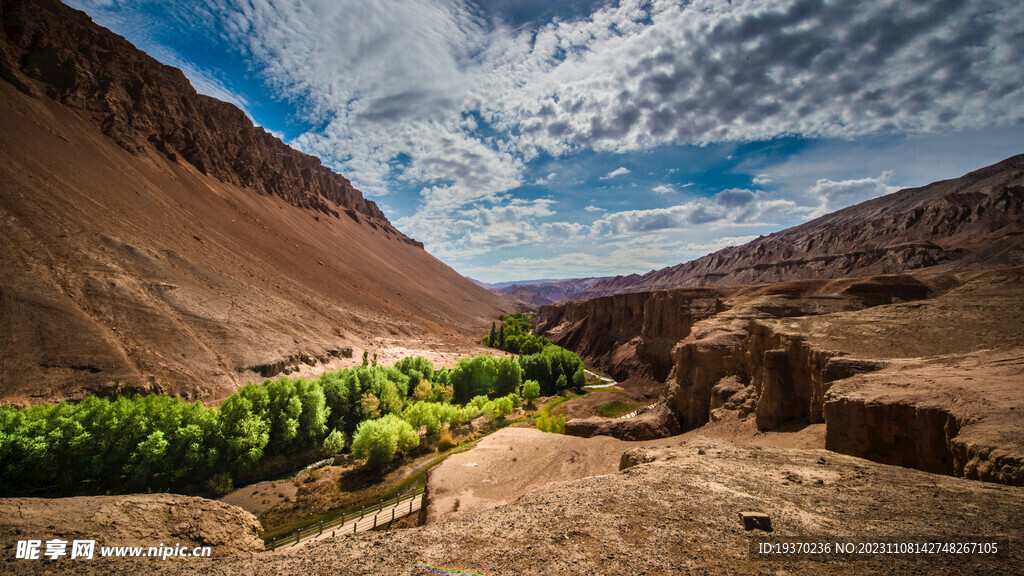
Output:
[[0, 1, 1021, 573], [536, 266, 1024, 486]]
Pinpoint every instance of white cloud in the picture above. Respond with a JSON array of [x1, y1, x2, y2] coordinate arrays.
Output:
[[652, 184, 674, 194], [600, 166, 631, 180], [105, 0, 1024, 266], [534, 172, 557, 185], [752, 175, 772, 186], [584, 205, 605, 213], [807, 171, 901, 217], [592, 188, 804, 236], [469, 233, 761, 280], [540, 221, 584, 239]]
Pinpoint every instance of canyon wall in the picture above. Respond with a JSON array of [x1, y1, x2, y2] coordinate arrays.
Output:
[[534, 287, 726, 382], [538, 270, 1024, 485]]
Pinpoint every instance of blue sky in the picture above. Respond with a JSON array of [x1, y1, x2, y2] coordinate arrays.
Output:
[[68, 0, 1024, 283]]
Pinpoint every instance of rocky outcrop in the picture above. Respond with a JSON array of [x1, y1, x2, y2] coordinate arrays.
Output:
[[545, 268, 1024, 486], [0, 494, 264, 555], [566, 403, 681, 441], [245, 347, 353, 379]]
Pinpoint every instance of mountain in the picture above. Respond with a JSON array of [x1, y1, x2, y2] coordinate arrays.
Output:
[[486, 277, 611, 307], [569, 156, 1024, 299], [0, 0, 512, 404]]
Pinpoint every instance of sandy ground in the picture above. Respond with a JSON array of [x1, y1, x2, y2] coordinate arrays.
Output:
[[421, 428, 643, 524], [7, 433, 1022, 576], [422, 412, 829, 527]]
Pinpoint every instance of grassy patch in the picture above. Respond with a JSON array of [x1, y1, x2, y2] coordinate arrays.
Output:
[[596, 400, 641, 418]]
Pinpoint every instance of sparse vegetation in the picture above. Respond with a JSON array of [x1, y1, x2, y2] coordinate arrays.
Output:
[[597, 400, 641, 418], [536, 412, 566, 433]]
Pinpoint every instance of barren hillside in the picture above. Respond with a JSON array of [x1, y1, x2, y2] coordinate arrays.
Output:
[[0, 0, 512, 403]]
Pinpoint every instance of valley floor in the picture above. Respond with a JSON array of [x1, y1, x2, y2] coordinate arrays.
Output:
[[5, 428, 1021, 576]]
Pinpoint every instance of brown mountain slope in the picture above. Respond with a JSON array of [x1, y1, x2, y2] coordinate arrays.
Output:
[[573, 156, 1024, 299], [0, 0, 511, 404]]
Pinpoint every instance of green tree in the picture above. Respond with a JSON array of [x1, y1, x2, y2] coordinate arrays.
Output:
[[572, 366, 587, 389], [487, 396, 514, 419], [449, 355, 498, 403], [360, 394, 381, 420], [217, 394, 270, 477], [494, 357, 523, 397], [412, 380, 432, 401], [521, 380, 541, 408], [322, 429, 345, 457], [351, 414, 419, 468]]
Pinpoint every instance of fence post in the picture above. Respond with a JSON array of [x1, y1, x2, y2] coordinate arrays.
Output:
[[360, 506, 364, 520], [373, 514, 377, 529], [354, 519, 358, 534], [295, 529, 300, 545], [271, 537, 276, 551]]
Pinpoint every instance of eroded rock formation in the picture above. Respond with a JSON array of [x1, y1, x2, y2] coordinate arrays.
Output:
[[541, 270, 1024, 485]]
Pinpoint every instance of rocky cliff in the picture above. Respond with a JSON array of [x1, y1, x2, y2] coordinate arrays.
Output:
[[0, 0, 511, 403], [572, 156, 1024, 299], [535, 287, 728, 382]]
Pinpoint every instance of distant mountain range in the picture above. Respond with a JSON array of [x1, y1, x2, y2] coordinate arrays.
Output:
[[496, 155, 1023, 305]]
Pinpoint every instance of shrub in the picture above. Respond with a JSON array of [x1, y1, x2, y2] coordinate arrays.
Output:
[[412, 381, 432, 401], [487, 396, 514, 419], [536, 413, 566, 434], [430, 383, 454, 404], [360, 394, 381, 420], [437, 428, 456, 452], [205, 472, 234, 496]]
